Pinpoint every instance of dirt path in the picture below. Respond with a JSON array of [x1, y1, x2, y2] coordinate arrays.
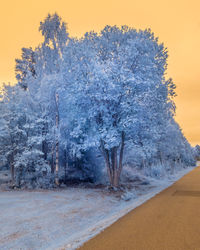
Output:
[[80, 166, 200, 250]]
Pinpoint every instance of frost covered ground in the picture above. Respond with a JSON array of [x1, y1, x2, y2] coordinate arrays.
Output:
[[0, 166, 197, 250]]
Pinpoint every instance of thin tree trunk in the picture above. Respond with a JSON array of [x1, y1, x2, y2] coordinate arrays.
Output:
[[51, 150, 54, 174], [55, 141, 59, 185], [106, 149, 113, 185], [64, 148, 68, 183], [42, 121, 48, 160], [42, 141, 48, 160], [9, 151, 15, 186], [112, 147, 118, 187], [117, 131, 125, 181], [101, 140, 113, 185], [55, 93, 59, 186], [159, 151, 163, 166], [11, 162, 14, 186]]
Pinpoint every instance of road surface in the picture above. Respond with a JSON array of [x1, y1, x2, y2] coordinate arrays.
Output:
[[80, 166, 200, 250]]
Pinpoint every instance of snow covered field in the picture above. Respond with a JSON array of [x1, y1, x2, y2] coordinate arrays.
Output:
[[0, 166, 196, 250]]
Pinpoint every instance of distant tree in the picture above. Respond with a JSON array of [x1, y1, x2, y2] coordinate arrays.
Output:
[[194, 145, 200, 160], [15, 48, 36, 90], [15, 13, 69, 89]]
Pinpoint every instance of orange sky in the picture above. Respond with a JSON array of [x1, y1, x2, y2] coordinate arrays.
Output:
[[0, 0, 199, 145]]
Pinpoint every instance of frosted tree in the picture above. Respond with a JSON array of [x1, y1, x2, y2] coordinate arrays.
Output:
[[14, 13, 70, 184], [0, 83, 53, 188], [63, 26, 176, 187], [194, 145, 200, 160], [0, 84, 27, 185], [15, 13, 69, 88], [15, 48, 36, 90]]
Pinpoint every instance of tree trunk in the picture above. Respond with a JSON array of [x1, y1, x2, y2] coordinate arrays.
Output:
[[42, 121, 48, 160], [64, 148, 68, 183], [9, 152, 15, 186], [10, 162, 15, 186], [42, 141, 48, 160], [159, 151, 163, 166], [101, 132, 125, 188], [51, 150, 54, 174], [117, 131, 125, 181], [55, 93, 59, 186], [101, 140, 113, 185], [112, 147, 118, 187], [55, 141, 59, 185]]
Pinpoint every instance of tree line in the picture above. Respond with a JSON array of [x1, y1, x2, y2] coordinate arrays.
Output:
[[0, 13, 197, 189]]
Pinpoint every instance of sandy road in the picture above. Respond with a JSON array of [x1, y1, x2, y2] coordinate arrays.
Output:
[[80, 166, 200, 250]]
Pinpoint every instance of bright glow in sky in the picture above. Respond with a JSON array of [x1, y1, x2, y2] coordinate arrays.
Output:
[[0, 0, 199, 145]]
